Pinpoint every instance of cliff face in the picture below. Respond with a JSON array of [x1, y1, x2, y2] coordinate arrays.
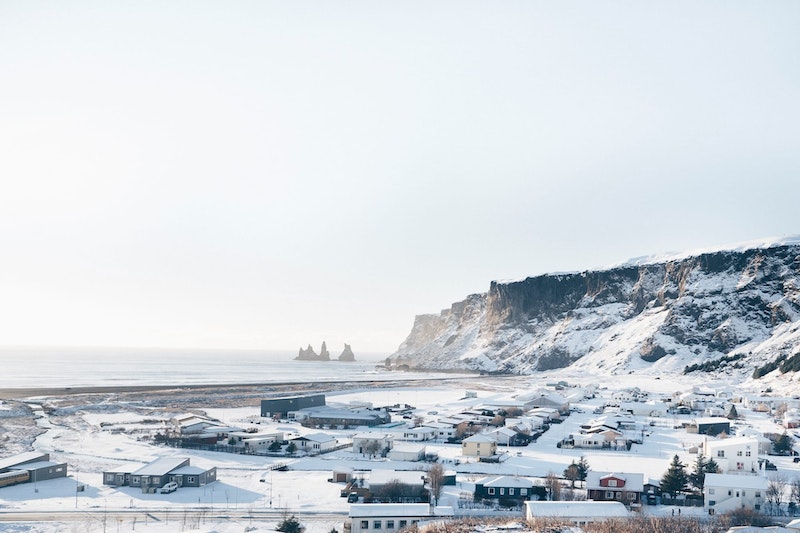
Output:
[[389, 243, 800, 378]]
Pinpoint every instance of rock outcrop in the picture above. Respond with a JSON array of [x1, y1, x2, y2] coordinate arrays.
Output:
[[388, 239, 800, 379], [338, 344, 356, 362]]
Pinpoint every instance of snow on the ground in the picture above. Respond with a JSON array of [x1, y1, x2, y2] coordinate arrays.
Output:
[[2, 376, 800, 533]]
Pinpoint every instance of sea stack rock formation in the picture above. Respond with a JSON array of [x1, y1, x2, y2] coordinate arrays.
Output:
[[338, 344, 356, 362], [295, 342, 334, 361]]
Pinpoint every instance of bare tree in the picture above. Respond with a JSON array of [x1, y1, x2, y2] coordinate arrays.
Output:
[[427, 463, 445, 503], [364, 440, 382, 458], [545, 472, 562, 501], [791, 477, 800, 509], [766, 475, 787, 515]]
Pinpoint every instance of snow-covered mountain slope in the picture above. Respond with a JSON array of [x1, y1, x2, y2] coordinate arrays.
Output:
[[389, 241, 800, 380]]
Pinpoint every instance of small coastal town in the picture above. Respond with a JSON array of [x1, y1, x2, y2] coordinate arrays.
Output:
[[1, 372, 799, 533]]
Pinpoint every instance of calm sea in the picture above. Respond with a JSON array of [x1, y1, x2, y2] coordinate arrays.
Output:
[[0, 347, 458, 389]]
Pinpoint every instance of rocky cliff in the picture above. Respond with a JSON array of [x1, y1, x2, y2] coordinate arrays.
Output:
[[389, 240, 800, 379]]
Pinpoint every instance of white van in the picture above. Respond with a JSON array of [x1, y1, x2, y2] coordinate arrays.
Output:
[[159, 482, 178, 494]]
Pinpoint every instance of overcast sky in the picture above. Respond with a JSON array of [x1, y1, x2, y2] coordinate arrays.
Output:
[[1, 1, 798, 354]]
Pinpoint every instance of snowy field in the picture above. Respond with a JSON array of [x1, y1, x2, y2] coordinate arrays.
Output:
[[1, 374, 799, 533]]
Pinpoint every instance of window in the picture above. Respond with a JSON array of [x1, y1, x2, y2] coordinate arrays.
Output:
[[488, 488, 495, 495], [746, 451, 751, 456], [132, 477, 140, 484], [520, 488, 527, 495], [737, 450, 742, 456], [728, 490, 732, 496], [709, 488, 715, 494], [499, 488, 505, 495], [608, 479, 618, 487], [606, 491, 614, 499], [399, 521, 407, 528], [709, 500, 716, 506], [717, 450, 725, 457], [374, 521, 381, 529], [755, 491, 761, 498], [106, 474, 115, 482], [360, 521, 369, 529], [188, 477, 196, 483], [755, 504, 761, 510], [387, 521, 394, 529], [509, 488, 515, 495], [627, 493, 636, 500]]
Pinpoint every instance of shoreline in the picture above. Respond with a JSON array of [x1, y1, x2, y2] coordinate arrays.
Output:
[[0, 374, 491, 401]]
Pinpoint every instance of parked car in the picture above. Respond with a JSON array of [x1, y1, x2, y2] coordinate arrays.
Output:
[[347, 492, 359, 503], [159, 482, 178, 494]]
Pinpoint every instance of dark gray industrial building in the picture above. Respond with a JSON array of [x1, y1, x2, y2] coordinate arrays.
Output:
[[261, 394, 326, 417], [0, 451, 68, 487]]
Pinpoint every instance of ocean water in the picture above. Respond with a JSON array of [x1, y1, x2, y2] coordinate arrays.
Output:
[[1, 347, 452, 389]]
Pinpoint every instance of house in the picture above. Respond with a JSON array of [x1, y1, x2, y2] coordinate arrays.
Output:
[[486, 427, 520, 446], [743, 396, 775, 413], [586, 472, 644, 508], [701, 437, 760, 474], [619, 402, 668, 418], [704, 473, 768, 514], [529, 391, 570, 414], [103, 457, 216, 492], [473, 475, 543, 502], [291, 432, 338, 453], [424, 422, 457, 442], [524, 501, 629, 526], [228, 431, 283, 449], [353, 433, 394, 456], [783, 409, 800, 429], [173, 415, 221, 435], [345, 503, 454, 533], [399, 427, 435, 442], [387, 443, 427, 462], [562, 425, 627, 450], [690, 417, 731, 436], [461, 434, 497, 457]]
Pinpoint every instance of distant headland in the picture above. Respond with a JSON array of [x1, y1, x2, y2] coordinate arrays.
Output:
[[295, 341, 356, 362]]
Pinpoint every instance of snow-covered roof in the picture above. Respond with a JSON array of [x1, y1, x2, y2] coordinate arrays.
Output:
[[169, 465, 209, 475], [132, 457, 188, 476], [294, 432, 334, 442], [477, 475, 533, 488], [694, 417, 730, 426], [585, 471, 644, 492], [0, 452, 48, 471], [369, 470, 426, 486], [704, 436, 760, 448], [104, 462, 145, 474], [352, 432, 392, 440], [463, 434, 495, 443], [9, 460, 64, 471], [704, 473, 769, 490], [525, 501, 629, 518], [348, 503, 432, 517]]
